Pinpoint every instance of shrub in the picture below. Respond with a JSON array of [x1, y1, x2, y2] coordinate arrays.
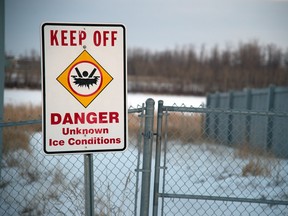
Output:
[[235, 143, 278, 177], [242, 159, 271, 177]]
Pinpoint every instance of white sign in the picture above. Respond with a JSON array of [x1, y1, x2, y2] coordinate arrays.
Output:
[[41, 23, 127, 154]]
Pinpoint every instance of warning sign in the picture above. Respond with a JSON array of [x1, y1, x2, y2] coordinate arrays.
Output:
[[41, 23, 127, 154], [57, 50, 113, 108]]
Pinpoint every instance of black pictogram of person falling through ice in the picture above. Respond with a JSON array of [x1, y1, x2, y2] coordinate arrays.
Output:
[[71, 67, 100, 89]]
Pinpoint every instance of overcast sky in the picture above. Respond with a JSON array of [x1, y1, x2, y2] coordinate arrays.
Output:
[[4, 0, 288, 56]]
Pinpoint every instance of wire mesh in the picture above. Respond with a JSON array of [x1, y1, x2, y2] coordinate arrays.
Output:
[[157, 105, 288, 216], [1, 101, 288, 216], [0, 106, 145, 216]]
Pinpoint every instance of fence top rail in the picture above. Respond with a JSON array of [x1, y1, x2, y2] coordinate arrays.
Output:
[[0, 119, 42, 128], [162, 106, 288, 117]]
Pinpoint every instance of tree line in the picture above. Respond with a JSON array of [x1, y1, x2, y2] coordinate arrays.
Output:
[[5, 50, 41, 89], [5, 41, 288, 95], [128, 41, 288, 95]]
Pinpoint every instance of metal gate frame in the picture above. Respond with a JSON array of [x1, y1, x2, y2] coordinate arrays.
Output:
[[150, 100, 288, 216]]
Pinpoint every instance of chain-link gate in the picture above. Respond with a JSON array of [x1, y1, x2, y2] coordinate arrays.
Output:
[[153, 100, 288, 216]]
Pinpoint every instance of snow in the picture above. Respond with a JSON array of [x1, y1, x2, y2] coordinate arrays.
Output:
[[4, 89, 42, 106], [1, 89, 288, 215], [3, 88, 206, 107]]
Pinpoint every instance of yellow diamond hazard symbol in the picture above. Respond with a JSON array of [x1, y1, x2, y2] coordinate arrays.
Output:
[[57, 50, 113, 108]]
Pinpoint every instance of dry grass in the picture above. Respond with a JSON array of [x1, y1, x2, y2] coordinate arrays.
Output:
[[4, 104, 42, 122], [234, 143, 277, 177], [128, 112, 204, 146], [128, 113, 143, 139], [3, 104, 42, 154], [234, 143, 273, 159], [3, 127, 31, 154], [242, 159, 271, 177], [165, 113, 204, 144]]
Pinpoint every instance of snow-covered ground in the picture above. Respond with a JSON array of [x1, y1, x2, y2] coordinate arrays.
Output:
[[3, 88, 206, 107], [1, 89, 288, 216]]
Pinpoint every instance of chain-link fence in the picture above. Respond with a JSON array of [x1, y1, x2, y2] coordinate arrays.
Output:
[[0, 104, 146, 216], [1, 99, 288, 216], [153, 101, 288, 216]]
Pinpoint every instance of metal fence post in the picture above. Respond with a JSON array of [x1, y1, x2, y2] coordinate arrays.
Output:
[[140, 98, 155, 216], [205, 94, 211, 138], [84, 154, 94, 216], [227, 91, 234, 145], [134, 104, 145, 216], [245, 88, 252, 144], [266, 85, 275, 150], [214, 92, 220, 141], [0, 0, 5, 178], [153, 100, 164, 216]]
